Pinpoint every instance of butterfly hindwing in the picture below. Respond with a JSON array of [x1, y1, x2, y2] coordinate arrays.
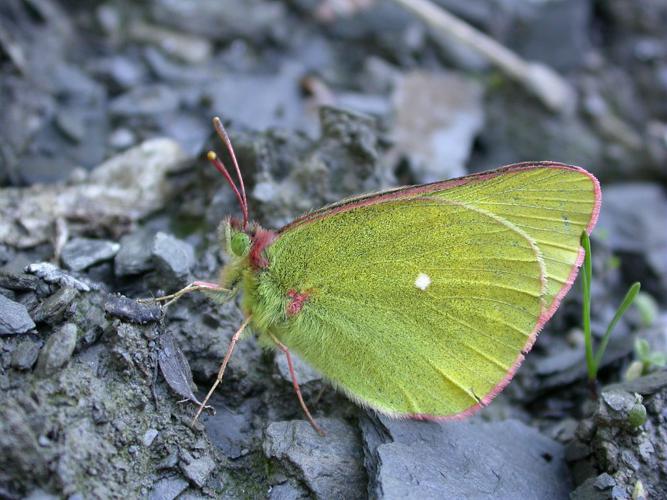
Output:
[[258, 164, 600, 418]]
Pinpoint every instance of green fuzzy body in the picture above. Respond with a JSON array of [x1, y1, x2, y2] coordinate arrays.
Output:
[[219, 164, 600, 418]]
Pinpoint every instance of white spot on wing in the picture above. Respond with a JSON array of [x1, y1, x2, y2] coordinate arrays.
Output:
[[415, 273, 432, 291]]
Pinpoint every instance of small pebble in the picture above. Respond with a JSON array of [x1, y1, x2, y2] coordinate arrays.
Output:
[[11, 338, 41, 370], [36, 323, 78, 376], [179, 450, 215, 488], [594, 472, 616, 490], [143, 429, 159, 447], [109, 128, 136, 149]]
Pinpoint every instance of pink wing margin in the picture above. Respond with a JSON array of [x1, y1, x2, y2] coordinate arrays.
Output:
[[279, 162, 602, 420]]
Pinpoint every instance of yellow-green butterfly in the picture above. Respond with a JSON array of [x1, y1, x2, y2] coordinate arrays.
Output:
[[155, 117, 601, 435]]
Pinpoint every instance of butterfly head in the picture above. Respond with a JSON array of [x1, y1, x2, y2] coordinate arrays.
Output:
[[218, 217, 276, 292], [221, 218, 276, 266]]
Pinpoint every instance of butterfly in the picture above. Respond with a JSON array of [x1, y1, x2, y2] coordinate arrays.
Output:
[[152, 117, 601, 435]]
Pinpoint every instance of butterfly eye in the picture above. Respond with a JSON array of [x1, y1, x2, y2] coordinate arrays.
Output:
[[230, 232, 251, 257]]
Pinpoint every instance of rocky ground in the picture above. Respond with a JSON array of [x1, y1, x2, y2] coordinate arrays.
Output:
[[1, 0, 666, 498]]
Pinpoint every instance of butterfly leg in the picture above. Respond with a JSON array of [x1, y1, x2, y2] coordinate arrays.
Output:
[[268, 332, 325, 436], [140, 281, 228, 308], [191, 315, 252, 424]]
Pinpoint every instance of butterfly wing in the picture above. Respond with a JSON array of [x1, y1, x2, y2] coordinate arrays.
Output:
[[261, 164, 600, 418]]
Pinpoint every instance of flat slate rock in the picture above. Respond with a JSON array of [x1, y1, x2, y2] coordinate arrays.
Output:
[[61, 237, 120, 271], [264, 418, 366, 500], [26, 262, 92, 292], [361, 416, 571, 500], [0, 293, 36, 335]]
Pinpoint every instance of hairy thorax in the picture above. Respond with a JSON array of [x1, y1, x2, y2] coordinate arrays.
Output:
[[217, 219, 286, 339]]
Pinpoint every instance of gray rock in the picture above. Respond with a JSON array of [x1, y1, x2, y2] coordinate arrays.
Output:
[[128, 21, 212, 64], [55, 111, 86, 143], [149, 0, 287, 42], [0, 294, 36, 335], [61, 238, 120, 271], [0, 286, 16, 300], [508, 0, 592, 71], [263, 419, 366, 499], [159, 113, 210, 157], [203, 62, 311, 133], [249, 106, 390, 230], [26, 263, 91, 292], [595, 473, 617, 490], [606, 370, 667, 395], [1, 139, 186, 249], [142, 47, 213, 84], [148, 476, 189, 500], [32, 287, 79, 324], [11, 338, 42, 370], [0, 269, 43, 292], [570, 475, 614, 500], [108, 128, 136, 149], [24, 489, 60, 500], [361, 416, 570, 500], [36, 323, 78, 376], [94, 55, 147, 90], [143, 429, 159, 447], [178, 492, 210, 500], [109, 85, 180, 117], [275, 352, 322, 386], [596, 389, 647, 430], [152, 232, 195, 289], [204, 405, 254, 459], [391, 71, 484, 183], [178, 450, 215, 488], [336, 92, 392, 118], [552, 369, 667, 498], [268, 481, 309, 500], [598, 183, 667, 296], [114, 230, 155, 277]]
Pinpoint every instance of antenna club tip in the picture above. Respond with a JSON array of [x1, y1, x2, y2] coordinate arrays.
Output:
[[207, 151, 217, 161]]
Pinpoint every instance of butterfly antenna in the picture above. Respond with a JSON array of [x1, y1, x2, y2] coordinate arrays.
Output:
[[206, 151, 248, 229], [212, 116, 249, 230]]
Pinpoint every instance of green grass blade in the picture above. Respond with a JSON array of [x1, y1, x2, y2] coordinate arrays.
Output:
[[593, 282, 641, 367], [580, 231, 595, 381]]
